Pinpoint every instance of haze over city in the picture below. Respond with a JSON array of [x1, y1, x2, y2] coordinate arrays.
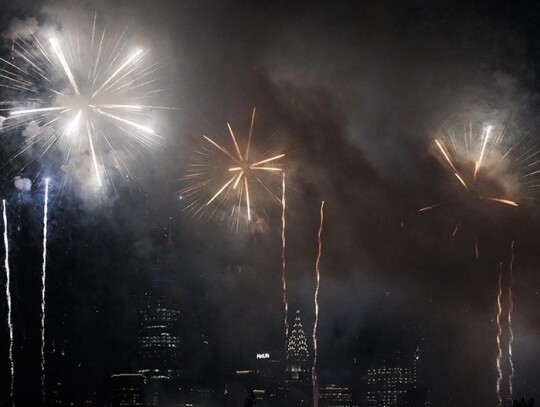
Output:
[[1, 1, 540, 406]]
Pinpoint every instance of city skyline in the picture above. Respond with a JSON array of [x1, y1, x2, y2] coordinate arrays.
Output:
[[108, 266, 429, 407], [2, 0, 540, 406]]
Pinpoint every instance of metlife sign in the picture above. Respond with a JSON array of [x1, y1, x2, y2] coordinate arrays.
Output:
[[256, 353, 270, 359]]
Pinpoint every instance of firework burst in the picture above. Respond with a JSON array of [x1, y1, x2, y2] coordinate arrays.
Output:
[[0, 15, 173, 194], [419, 121, 539, 256], [420, 121, 527, 403], [180, 107, 285, 230]]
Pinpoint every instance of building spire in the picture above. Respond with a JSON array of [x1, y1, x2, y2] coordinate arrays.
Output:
[[287, 310, 309, 360]]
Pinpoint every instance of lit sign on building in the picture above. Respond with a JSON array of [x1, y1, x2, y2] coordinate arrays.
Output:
[[256, 353, 270, 359]]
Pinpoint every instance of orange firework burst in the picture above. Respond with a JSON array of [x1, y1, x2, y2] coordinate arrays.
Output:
[[180, 108, 285, 230], [419, 121, 539, 256]]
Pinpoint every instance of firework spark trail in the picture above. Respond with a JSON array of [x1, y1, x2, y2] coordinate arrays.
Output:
[[86, 121, 102, 187], [40, 179, 49, 403], [2, 199, 14, 401], [281, 173, 289, 344], [312, 201, 325, 407], [49, 38, 80, 95], [475, 125, 493, 181], [496, 262, 503, 407], [508, 241, 515, 400], [435, 139, 469, 190], [480, 197, 518, 207]]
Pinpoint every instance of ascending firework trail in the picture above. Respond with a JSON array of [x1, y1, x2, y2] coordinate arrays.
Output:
[[281, 173, 289, 345], [3, 199, 14, 402], [495, 241, 516, 406], [508, 241, 515, 400], [312, 201, 325, 407], [41, 179, 50, 403], [496, 262, 503, 407]]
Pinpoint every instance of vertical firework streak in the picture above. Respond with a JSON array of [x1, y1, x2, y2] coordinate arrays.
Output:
[[281, 173, 289, 344], [2, 199, 14, 401], [508, 241, 515, 400], [312, 201, 325, 407], [41, 179, 49, 403], [496, 262, 503, 407]]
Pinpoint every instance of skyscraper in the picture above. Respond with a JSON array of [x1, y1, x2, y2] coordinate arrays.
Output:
[[286, 311, 309, 377], [319, 384, 353, 407], [358, 346, 430, 407], [285, 310, 311, 406], [136, 268, 183, 406], [365, 367, 413, 407], [137, 283, 182, 380]]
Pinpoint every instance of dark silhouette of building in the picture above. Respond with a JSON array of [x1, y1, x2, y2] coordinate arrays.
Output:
[[255, 351, 286, 405], [106, 373, 146, 407], [137, 284, 182, 380], [135, 271, 183, 406], [319, 384, 353, 407], [227, 369, 258, 406], [285, 310, 312, 406], [396, 346, 430, 407], [226, 352, 285, 406], [363, 347, 430, 407], [365, 367, 413, 407], [514, 398, 534, 407]]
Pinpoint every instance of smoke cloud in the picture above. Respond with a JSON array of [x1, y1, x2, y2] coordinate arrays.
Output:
[[3, 16, 39, 39], [1, 1, 540, 406], [13, 176, 31, 191], [22, 121, 41, 138]]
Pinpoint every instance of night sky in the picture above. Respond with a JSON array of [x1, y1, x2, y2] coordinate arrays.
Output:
[[2, 1, 540, 406]]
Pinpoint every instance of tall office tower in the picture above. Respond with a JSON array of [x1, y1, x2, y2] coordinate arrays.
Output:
[[319, 384, 353, 407], [136, 270, 183, 407], [137, 282, 182, 380], [285, 310, 311, 406], [365, 367, 413, 407]]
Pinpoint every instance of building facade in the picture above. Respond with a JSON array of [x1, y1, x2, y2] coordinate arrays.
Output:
[[319, 384, 353, 407], [137, 286, 182, 380], [365, 367, 413, 407], [285, 310, 312, 406]]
